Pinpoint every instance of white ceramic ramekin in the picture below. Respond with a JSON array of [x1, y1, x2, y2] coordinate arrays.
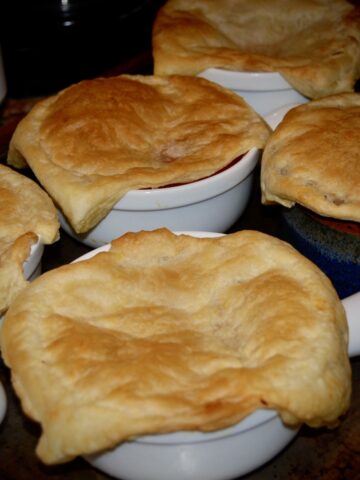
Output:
[[59, 148, 260, 248], [74, 233, 297, 480], [86, 408, 297, 480], [74, 233, 360, 480], [198, 69, 308, 117]]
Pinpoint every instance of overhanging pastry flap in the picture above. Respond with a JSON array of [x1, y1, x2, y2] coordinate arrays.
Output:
[[1, 229, 350, 464], [261, 93, 360, 222], [7, 74, 270, 233], [0, 164, 59, 314], [153, 0, 360, 98]]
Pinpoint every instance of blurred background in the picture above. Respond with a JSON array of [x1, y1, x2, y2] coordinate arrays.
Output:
[[0, 0, 165, 98]]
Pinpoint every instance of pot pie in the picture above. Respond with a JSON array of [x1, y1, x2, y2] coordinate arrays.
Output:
[[7, 74, 270, 234], [152, 0, 360, 98], [261, 93, 360, 222], [0, 164, 59, 315], [1, 229, 350, 464]]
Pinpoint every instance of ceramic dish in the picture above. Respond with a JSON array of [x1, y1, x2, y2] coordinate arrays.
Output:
[[198, 69, 308, 117], [264, 103, 360, 300], [72, 232, 360, 480], [281, 206, 360, 299], [59, 148, 259, 248], [86, 408, 297, 480]]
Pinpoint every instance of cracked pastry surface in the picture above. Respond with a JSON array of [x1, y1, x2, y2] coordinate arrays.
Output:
[[7, 74, 270, 233], [0, 164, 59, 314], [1, 229, 350, 464], [153, 0, 360, 98], [261, 93, 360, 222]]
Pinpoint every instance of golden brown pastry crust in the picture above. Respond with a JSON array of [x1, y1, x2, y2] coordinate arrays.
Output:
[[1, 229, 350, 464], [153, 0, 360, 98], [7, 74, 270, 234], [261, 93, 360, 221], [0, 164, 59, 314]]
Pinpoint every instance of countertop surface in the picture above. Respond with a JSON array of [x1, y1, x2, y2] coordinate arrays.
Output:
[[0, 53, 359, 480]]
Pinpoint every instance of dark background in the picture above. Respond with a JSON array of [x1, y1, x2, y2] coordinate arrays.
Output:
[[0, 0, 165, 98]]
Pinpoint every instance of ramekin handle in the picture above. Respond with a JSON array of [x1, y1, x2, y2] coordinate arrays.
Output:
[[342, 291, 360, 358]]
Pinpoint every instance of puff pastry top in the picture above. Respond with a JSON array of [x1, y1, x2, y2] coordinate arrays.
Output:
[[1, 229, 350, 464], [7, 74, 270, 233], [153, 0, 360, 98], [0, 164, 59, 314], [261, 93, 360, 222]]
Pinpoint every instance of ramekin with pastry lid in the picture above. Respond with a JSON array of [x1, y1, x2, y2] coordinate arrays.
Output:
[[261, 93, 360, 298], [1, 229, 357, 480], [6, 74, 270, 248], [152, 0, 360, 116], [0, 164, 59, 320], [57, 145, 260, 247]]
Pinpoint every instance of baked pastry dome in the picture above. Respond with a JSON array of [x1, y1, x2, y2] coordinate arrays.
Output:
[[1, 229, 350, 464], [7, 74, 270, 234], [0, 164, 59, 314], [261, 93, 360, 222], [152, 0, 360, 98]]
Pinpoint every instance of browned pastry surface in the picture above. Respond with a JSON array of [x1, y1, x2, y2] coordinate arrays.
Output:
[[7, 74, 270, 233], [261, 93, 360, 221], [1, 229, 350, 464], [0, 164, 59, 314], [153, 0, 360, 98]]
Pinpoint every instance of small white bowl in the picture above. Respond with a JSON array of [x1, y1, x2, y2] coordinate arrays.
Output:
[[73, 233, 298, 480], [197, 69, 309, 117], [59, 148, 260, 248], [86, 409, 297, 480]]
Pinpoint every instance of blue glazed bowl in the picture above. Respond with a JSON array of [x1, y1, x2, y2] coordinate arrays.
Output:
[[280, 206, 360, 299]]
